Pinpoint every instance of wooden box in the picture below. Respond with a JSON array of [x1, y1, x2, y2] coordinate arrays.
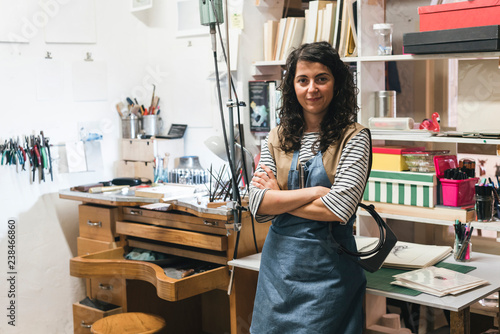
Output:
[[121, 138, 184, 169], [116, 160, 155, 181]]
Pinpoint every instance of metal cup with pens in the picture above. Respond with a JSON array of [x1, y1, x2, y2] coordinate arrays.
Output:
[[454, 220, 472, 262]]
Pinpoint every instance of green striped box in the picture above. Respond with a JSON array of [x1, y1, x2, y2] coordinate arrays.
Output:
[[363, 170, 436, 207]]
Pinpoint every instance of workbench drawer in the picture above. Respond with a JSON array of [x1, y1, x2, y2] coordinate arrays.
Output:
[[72, 303, 122, 334], [70, 247, 229, 302], [116, 221, 228, 251], [79, 205, 119, 242], [89, 277, 127, 311], [121, 207, 228, 235]]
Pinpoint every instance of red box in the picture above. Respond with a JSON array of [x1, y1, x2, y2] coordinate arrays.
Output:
[[419, 0, 500, 32], [434, 155, 478, 207]]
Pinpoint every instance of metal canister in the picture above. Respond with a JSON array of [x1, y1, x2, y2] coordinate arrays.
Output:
[[122, 115, 140, 139], [375, 90, 396, 118]]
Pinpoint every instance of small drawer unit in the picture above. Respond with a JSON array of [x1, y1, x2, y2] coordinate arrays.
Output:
[[121, 138, 184, 168], [72, 303, 122, 334], [78, 205, 119, 242]]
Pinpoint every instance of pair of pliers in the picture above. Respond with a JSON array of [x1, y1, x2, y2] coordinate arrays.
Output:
[[41, 131, 53, 181]]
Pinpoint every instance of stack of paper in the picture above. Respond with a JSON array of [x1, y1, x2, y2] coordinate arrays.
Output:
[[391, 266, 489, 297], [355, 237, 453, 269]]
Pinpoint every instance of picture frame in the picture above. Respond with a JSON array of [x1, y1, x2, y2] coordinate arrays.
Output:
[[130, 0, 153, 12], [176, 0, 209, 38]]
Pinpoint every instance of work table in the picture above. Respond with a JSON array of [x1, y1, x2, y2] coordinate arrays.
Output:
[[60, 188, 270, 334]]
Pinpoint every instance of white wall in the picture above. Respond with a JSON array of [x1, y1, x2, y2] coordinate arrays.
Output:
[[0, 0, 278, 332]]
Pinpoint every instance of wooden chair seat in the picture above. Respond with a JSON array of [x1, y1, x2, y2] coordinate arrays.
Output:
[[91, 312, 166, 334]]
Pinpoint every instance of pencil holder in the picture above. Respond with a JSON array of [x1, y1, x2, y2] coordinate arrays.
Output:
[[454, 240, 471, 262], [475, 194, 493, 222]]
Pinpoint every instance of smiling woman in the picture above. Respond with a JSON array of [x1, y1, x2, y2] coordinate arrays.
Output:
[[248, 42, 371, 334]]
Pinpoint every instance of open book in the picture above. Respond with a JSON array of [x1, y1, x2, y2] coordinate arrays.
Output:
[[391, 266, 489, 297], [355, 237, 452, 269]]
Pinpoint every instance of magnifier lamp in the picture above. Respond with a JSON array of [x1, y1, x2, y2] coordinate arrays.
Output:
[[204, 135, 255, 186]]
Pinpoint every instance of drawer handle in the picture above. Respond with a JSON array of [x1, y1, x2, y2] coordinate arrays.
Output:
[[87, 220, 102, 228], [99, 283, 113, 290], [80, 320, 92, 328], [129, 209, 142, 215], [204, 220, 218, 226]]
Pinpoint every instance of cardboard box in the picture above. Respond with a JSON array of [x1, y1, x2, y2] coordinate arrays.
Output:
[[403, 25, 500, 54], [372, 146, 425, 171], [363, 170, 436, 208], [419, 0, 500, 32]]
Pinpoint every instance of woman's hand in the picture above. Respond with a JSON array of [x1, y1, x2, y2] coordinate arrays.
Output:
[[252, 164, 280, 190]]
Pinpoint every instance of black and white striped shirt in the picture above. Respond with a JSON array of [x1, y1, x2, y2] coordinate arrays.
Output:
[[249, 129, 371, 224]]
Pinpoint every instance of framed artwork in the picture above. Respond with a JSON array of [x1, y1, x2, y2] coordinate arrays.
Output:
[[130, 0, 153, 12], [176, 0, 209, 37]]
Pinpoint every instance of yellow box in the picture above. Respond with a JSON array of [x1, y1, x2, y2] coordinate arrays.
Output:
[[372, 146, 425, 172], [372, 153, 408, 171]]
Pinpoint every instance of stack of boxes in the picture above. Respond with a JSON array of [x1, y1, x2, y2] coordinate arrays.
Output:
[[117, 138, 184, 182], [364, 146, 438, 208]]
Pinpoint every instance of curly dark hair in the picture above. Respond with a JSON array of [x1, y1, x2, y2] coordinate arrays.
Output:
[[277, 41, 358, 154]]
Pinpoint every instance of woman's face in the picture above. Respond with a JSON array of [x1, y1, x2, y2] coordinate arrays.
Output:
[[294, 60, 335, 121]]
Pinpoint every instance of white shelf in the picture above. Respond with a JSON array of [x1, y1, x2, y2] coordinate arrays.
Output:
[[358, 207, 500, 232], [371, 134, 500, 145], [253, 60, 285, 67], [342, 52, 500, 63], [253, 51, 500, 68]]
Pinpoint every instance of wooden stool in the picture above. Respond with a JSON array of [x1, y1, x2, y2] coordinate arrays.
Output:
[[91, 312, 166, 334]]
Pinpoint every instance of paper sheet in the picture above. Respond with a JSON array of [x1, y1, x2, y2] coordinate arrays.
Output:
[[0, 1, 34, 43], [65, 141, 87, 173]]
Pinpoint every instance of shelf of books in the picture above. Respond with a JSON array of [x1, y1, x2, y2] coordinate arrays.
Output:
[[261, 0, 357, 63]]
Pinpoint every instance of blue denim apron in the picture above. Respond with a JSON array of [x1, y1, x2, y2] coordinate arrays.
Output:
[[250, 150, 366, 334]]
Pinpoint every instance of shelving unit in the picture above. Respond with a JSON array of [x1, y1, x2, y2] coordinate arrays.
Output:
[[359, 201, 500, 232], [371, 134, 500, 145]]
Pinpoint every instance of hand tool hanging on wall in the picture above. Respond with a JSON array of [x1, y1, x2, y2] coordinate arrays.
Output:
[[0, 131, 54, 183]]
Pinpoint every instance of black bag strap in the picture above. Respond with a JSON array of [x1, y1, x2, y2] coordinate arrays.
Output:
[[332, 128, 398, 273]]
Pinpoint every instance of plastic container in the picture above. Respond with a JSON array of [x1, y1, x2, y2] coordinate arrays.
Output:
[[368, 117, 414, 130], [402, 150, 449, 172], [433, 155, 478, 207], [373, 23, 394, 55]]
